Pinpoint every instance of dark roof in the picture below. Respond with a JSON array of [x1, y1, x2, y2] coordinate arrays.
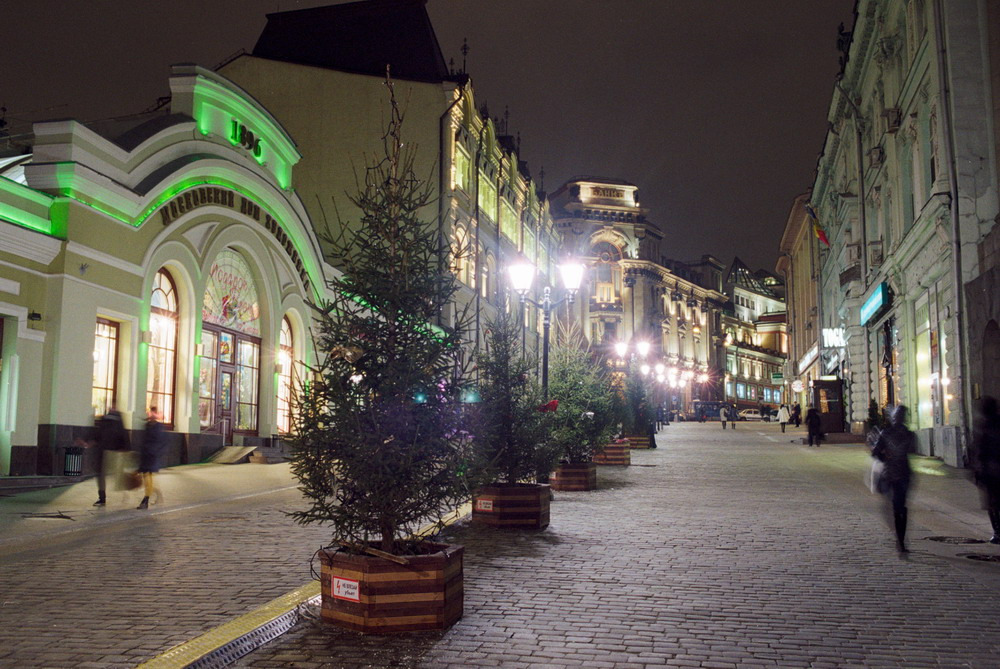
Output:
[[252, 0, 452, 83], [726, 257, 777, 298]]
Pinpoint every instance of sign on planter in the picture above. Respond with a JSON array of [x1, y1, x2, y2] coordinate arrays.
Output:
[[475, 498, 494, 512], [332, 576, 360, 602]]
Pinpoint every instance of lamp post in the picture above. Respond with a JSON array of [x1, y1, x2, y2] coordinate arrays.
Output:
[[508, 259, 585, 401]]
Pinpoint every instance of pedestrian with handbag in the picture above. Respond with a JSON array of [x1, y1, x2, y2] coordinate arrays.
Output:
[[720, 405, 729, 429], [136, 407, 166, 510], [970, 396, 1000, 544], [76, 404, 131, 506], [872, 405, 917, 554]]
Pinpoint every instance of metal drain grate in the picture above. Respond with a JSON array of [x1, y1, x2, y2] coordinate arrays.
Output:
[[185, 600, 309, 669], [924, 536, 986, 544], [959, 553, 1000, 563]]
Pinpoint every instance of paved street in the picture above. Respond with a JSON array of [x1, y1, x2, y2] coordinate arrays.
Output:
[[0, 463, 333, 668], [237, 422, 1000, 669]]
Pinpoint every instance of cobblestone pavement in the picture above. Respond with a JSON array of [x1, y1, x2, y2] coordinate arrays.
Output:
[[236, 423, 1000, 669], [0, 476, 332, 668]]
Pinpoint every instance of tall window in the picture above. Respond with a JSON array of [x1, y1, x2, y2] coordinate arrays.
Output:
[[277, 317, 295, 434], [591, 242, 622, 303], [236, 340, 260, 431], [147, 269, 178, 426], [92, 318, 120, 417]]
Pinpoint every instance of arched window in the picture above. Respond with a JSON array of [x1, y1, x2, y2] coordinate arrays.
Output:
[[147, 269, 178, 426], [276, 317, 295, 434], [451, 225, 473, 286]]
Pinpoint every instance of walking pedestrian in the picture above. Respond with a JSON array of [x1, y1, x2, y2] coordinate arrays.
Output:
[[871, 405, 916, 554], [136, 407, 166, 510], [76, 404, 131, 506], [970, 396, 1000, 544], [805, 406, 822, 446], [720, 405, 728, 429], [792, 403, 802, 427], [777, 404, 791, 433]]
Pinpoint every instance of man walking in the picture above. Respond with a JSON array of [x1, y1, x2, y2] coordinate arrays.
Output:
[[872, 405, 916, 554], [78, 404, 131, 506]]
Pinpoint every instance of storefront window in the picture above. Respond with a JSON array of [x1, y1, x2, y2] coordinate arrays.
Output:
[[914, 297, 933, 428], [277, 317, 294, 434], [147, 269, 178, 426], [726, 381, 734, 398], [199, 330, 218, 429], [92, 318, 119, 417], [236, 340, 259, 430], [736, 382, 746, 399]]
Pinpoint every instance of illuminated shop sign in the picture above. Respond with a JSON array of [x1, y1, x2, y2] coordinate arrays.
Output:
[[860, 282, 889, 325], [158, 186, 310, 293], [591, 186, 625, 199], [822, 327, 845, 348]]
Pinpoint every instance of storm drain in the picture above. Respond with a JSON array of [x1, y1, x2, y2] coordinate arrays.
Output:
[[958, 553, 1000, 563], [185, 598, 315, 669], [924, 535, 986, 544]]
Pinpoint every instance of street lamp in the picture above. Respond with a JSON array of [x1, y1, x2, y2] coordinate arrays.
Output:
[[508, 258, 585, 400]]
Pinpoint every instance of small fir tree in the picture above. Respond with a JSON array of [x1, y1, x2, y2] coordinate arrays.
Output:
[[546, 324, 616, 463], [290, 79, 472, 555], [471, 311, 551, 485]]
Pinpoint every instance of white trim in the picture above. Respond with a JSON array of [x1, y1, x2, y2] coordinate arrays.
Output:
[[0, 302, 45, 343], [0, 223, 62, 265], [0, 277, 20, 295], [66, 241, 144, 276]]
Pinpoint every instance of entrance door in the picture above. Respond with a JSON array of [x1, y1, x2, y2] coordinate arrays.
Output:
[[812, 379, 845, 433]]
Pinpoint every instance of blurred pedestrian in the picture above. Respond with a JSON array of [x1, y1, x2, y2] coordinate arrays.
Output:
[[720, 405, 729, 429], [872, 405, 917, 554], [76, 404, 131, 506], [805, 406, 822, 446], [970, 396, 1000, 544], [136, 407, 166, 510], [777, 404, 791, 433], [792, 403, 802, 427]]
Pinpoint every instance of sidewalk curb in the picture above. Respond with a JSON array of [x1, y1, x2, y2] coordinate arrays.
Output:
[[137, 502, 473, 669]]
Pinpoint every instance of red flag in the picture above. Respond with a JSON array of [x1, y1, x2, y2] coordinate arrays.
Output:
[[805, 203, 830, 248]]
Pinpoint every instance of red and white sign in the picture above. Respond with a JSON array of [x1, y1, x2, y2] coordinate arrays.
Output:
[[475, 498, 494, 512], [332, 576, 360, 602]]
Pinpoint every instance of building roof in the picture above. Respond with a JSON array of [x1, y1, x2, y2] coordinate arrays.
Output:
[[252, 0, 453, 83], [726, 256, 778, 298]]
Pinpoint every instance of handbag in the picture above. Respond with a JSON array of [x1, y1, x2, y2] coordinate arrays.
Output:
[[125, 471, 143, 490], [868, 457, 885, 494]]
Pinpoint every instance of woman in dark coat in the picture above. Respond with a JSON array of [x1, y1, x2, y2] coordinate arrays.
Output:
[[805, 407, 822, 446], [137, 407, 166, 510], [971, 396, 1000, 544], [872, 405, 916, 553]]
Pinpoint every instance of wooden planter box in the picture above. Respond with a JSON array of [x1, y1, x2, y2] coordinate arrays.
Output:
[[318, 542, 463, 634], [550, 462, 597, 491], [472, 483, 550, 529], [593, 442, 631, 466], [625, 434, 652, 449]]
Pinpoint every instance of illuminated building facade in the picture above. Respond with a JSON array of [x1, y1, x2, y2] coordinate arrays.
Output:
[[548, 177, 728, 413], [720, 258, 788, 411], [0, 66, 329, 475], [809, 0, 999, 463]]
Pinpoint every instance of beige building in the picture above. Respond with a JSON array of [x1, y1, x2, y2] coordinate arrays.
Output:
[[776, 193, 821, 410]]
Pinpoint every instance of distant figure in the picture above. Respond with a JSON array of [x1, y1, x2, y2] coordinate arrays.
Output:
[[77, 405, 131, 506], [872, 405, 917, 554], [805, 406, 822, 447], [136, 407, 167, 510], [720, 405, 729, 430], [777, 404, 791, 433], [792, 403, 802, 428], [970, 396, 1000, 544]]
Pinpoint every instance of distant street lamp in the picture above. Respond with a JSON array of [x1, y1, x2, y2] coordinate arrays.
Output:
[[509, 258, 586, 400]]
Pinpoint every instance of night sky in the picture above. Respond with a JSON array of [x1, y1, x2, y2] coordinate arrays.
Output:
[[2, 0, 854, 272]]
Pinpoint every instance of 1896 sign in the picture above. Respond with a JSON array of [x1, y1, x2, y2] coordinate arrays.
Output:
[[230, 119, 262, 158]]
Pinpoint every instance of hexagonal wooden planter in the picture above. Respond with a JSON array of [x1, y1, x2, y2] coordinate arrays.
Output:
[[318, 542, 463, 634], [472, 483, 550, 530], [625, 434, 652, 449], [592, 442, 631, 466], [549, 461, 597, 491]]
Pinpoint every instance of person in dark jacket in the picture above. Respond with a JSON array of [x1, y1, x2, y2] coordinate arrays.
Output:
[[77, 405, 131, 506], [872, 405, 917, 554], [970, 396, 1000, 544], [792, 403, 802, 428], [805, 406, 822, 446], [136, 407, 166, 510]]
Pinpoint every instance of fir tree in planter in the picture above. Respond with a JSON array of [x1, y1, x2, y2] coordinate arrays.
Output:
[[470, 311, 554, 529], [290, 81, 471, 633], [622, 371, 656, 448], [546, 326, 616, 491]]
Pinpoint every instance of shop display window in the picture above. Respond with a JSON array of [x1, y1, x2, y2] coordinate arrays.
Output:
[[92, 318, 119, 417], [146, 269, 178, 426]]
